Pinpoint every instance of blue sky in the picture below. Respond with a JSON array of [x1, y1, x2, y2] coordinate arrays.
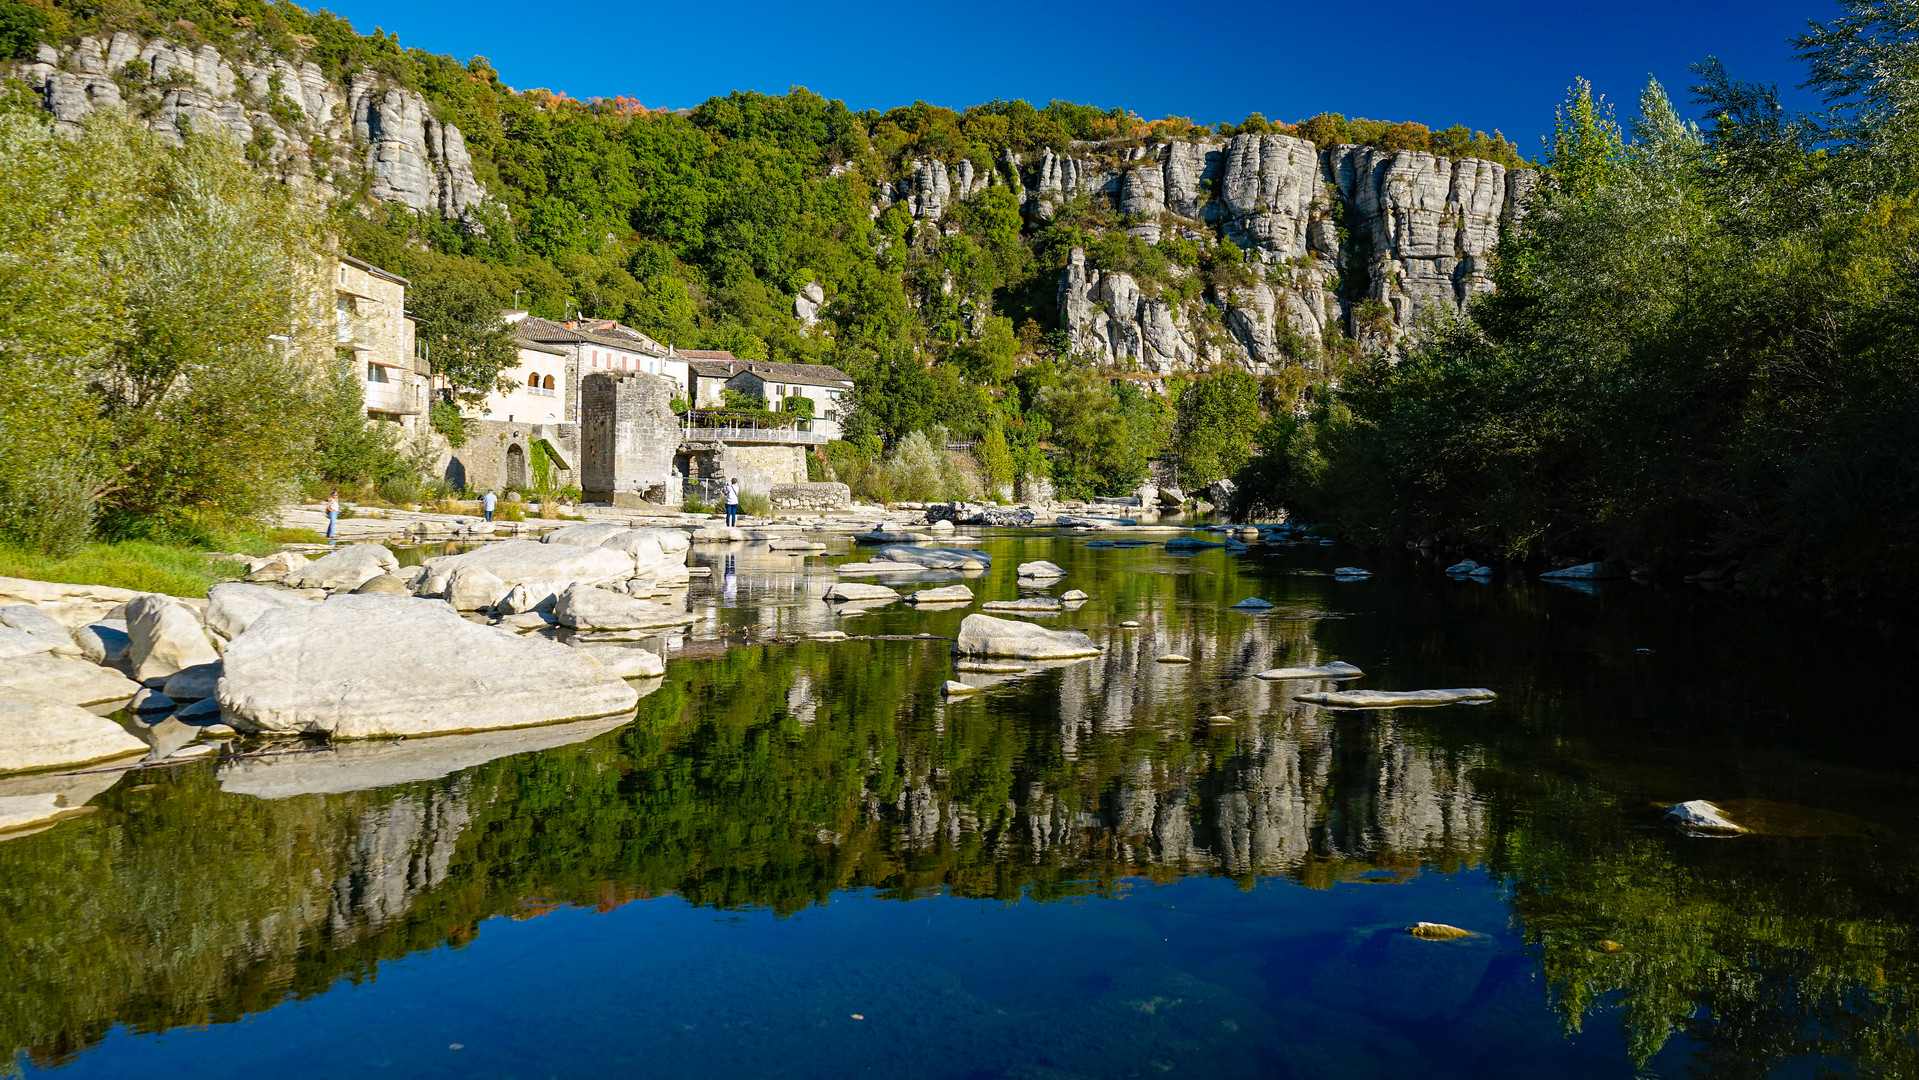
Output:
[[327, 0, 1837, 148]]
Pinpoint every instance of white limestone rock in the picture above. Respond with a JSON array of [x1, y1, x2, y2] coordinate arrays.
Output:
[[0, 605, 82, 657], [0, 694, 149, 776], [420, 540, 634, 601], [564, 641, 666, 679], [1156, 653, 1192, 663], [904, 585, 974, 604], [0, 653, 143, 711], [160, 662, 220, 703], [1016, 561, 1067, 579], [1297, 688, 1496, 709], [980, 598, 1062, 614], [555, 584, 697, 631], [824, 582, 901, 602], [352, 573, 413, 595], [1255, 661, 1364, 680], [1060, 590, 1090, 602], [125, 593, 219, 684], [444, 566, 509, 612], [941, 680, 979, 696], [217, 595, 640, 738], [873, 545, 988, 570], [1665, 800, 1746, 836], [204, 582, 317, 640], [73, 619, 130, 667], [856, 530, 934, 544], [955, 614, 1099, 660], [691, 526, 749, 542], [283, 544, 400, 591]]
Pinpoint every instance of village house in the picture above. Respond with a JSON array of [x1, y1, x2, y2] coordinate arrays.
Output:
[[512, 315, 686, 420], [685, 354, 854, 440], [334, 255, 429, 432]]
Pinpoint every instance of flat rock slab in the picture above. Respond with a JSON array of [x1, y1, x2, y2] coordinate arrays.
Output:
[[1166, 538, 1225, 551], [205, 582, 318, 640], [423, 540, 634, 598], [904, 585, 974, 604], [980, 598, 1062, 614], [1541, 562, 1621, 581], [1256, 661, 1365, 680], [835, 562, 948, 576], [1156, 654, 1192, 663], [555, 584, 696, 631], [217, 715, 636, 799], [283, 544, 399, 591], [563, 641, 666, 680], [1333, 567, 1373, 579], [0, 693, 149, 775], [873, 545, 989, 570], [218, 595, 640, 738], [856, 531, 934, 543], [1665, 799, 1746, 836], [956, 661, 1026, 674], [769, 538, 826, 551], [825, 582, 901, 602], [1297, 688, 1496, 709], [0, 653, 143, 710], [0, 605, 81, 656], [1015, 561, 1066, 579], [956, 614, 1099, 660]]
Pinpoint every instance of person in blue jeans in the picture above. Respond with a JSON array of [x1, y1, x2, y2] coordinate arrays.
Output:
[[724, 477, 740, 527], [483, 490, 496, 522], [324, 490, 339, 541]]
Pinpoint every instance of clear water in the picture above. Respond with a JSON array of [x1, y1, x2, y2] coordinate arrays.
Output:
[[3, 532, 1916, 1078]]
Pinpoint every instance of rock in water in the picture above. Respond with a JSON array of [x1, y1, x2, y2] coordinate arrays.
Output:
[[873, 545, 989, 570], [563, 641, 666, 679], [1060, 590, 1090, 602], [282, 544, 399, 591], [955, 614, 1099, 660], [1445, 560, 1482, 575], [1540, 562, 1621, 581], [856, 530, 934, 544], [1255, 660, 1364, 680], [125, 594, 219, 684], [904, 585, 974, 604], [204, 582, 317, 640], [554, 584, 697, 631], [928, 519, 955, 535], [1332, 567, 1373, 579], [217, 595, 640, 738], [1297, 688, 1496, 709], [1408, 922, 1471, 941], [980, 598, 1062, 614], [823, 582, 900, 602], [0, 694, 149, 775], [1156, 653, 1192, 663], [1015, 560, 1066, 579], [0, 654, 142, 710], [1665, 799, 1746, 836], [691, 526, 749, 543], [941, 680, 979, 696], [160, 662, 220, 703], [1232, 597, 1275, 610]]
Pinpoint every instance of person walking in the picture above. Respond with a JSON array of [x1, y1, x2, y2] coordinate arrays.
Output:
[[483, 490, 497, 523], [723, 477, 740, 527], [324, 490, 340, 541]]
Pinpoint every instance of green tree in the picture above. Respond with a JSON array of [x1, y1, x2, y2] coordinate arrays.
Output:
[[1171, 369, 1263, 488], [409, 271, 517, 406]]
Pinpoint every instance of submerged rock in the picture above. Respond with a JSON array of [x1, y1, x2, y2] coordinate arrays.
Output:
[[555, 584, 696, 631], [1255, 661, 1364, 680], [1297, 688, 1496, 709], [955, 614, 1099, 660], [1408, 922, 1472, 941], [1165, 537, 1225, 551], [824, 582, 901, 602], [1665, 799, 1746, 836], [941, 680, 979, 696], [218, 595, 640, 738], [1231, 597, 1275, 610], [0, 694, 149, 775], [1332, 567, 1373, 579], [283, 544, 399, 591], [980, 598, 1062, 614], [126, 593, 219, 684]]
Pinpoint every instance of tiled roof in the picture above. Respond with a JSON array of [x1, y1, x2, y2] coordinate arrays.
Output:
[[516, 315, 668, 355], [735, 361, 854, 387], [686, 357, 745, 378]]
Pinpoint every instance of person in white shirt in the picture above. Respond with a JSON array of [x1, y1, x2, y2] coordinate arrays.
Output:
[[483, 490, 497, 522], [723, 478, 740, 527]]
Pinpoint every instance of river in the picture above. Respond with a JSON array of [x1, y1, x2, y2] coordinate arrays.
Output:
[[2, 530, 1914, 1078]]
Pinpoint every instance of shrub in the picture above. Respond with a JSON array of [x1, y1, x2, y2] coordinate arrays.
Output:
[[429, 399, 469, 447], [0, 458, 100, 557], [497, 500, 526, 521], [377, 473, 423, 505], [737, 491, 771, 518], [683, 495, 718, 515]]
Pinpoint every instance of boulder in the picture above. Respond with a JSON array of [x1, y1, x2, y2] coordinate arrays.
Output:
[[495, 611, 557, 631], [73, 620, 130, 666], [161, 662, 221, 702], [1060, 590, 1090, 602], [352, 574, 413, 595], [204, 582, 317, 640], [1203, 478, 1237, 508], [1015, 561, 1066, 579], [1158, 486, 1186, 507], [540, 523, 632, 548], [1296, 688, 1497, 709], [873, 545, 988, 570], [497, 583, 554, 616], [1541, 562, 1621, 581], [955, 614, 1099, 660], [835, 562, 945, 576], [246, 550, 307, 577], [555, 584, 697, 631], [126, 593, 219, 684], [173, 697, 221, 723], [0, 694, 149, 775], [217, 595, 640, 738], [445, 566, 510, 612], [824, 582, 901, 602], [1119, 620, 1140, 628], [130, 687, 175, 714], [419, 540, 634, 603], [0, 654, 142, 710], [1057, 515, 1131, 529], [1255, 661, 1364, 680], [1665, 799, 1745, 836], [904, 585, 974, 604], [1232, 597, 1275, 610], [1445, 559, 1482, 575], [283, 544, 399, 591], [928, 519, 955, 535], [0, 605, 82, 657]]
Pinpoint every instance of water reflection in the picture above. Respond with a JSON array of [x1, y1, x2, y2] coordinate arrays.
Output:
[[1, 533, 1916, 1077]]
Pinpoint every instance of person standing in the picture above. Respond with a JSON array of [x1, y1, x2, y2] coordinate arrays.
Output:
[[324, 490, 340, 541], [724, 477, 740, 527], [483, 490, 497, 523]]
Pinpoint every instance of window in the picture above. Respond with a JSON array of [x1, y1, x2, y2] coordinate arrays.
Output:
[[542, 375, 555, 390], [528, 373, 540, 388], [366, 363, 389, 383]]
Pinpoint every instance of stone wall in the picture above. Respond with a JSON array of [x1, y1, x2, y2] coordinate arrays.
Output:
[[579, 373, 680, 504], [681, 443, 808, 497], [769, 482, 850, 512], [442, 420, 578, 495]]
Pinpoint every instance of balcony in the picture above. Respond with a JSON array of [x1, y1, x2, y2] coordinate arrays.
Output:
[[681, 425, 827, 446]]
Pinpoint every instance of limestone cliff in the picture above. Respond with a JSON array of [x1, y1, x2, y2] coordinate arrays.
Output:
[[884, 133, 1537, 374], [11, 32, 487, 221]]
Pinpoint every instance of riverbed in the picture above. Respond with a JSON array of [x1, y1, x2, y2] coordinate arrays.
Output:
[[3, 530, 1914, 1078]]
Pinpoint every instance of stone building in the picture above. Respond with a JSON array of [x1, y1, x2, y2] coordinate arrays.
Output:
[[334, 256, 428, 432], [513, 315, 686, 422], [580, 372, 681, 506], [438, 318, 581, 495], [714, 360, 854, 440]]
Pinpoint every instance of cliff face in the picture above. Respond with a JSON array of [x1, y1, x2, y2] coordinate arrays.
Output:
[[883, 133, 1537, 374], [12, 33, 487, 221]]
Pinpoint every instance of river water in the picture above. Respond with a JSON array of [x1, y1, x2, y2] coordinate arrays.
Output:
[[2, 532, 1915, 1078]]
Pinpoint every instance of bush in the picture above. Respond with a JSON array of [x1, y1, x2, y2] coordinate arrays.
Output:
[[429, 399, 469, 448], [0, 458, 99, 557], [737, 491, 771, 517], [683, 495, 718, 515], [497, 500, 526, 521], [377, 474, 423, 505]]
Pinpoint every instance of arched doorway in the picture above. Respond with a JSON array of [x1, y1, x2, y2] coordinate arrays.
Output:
[[505, 443, 527, 490]]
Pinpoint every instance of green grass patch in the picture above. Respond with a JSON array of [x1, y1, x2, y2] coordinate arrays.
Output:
[[0, 540, 246, 597], [271, 527, 329, 545]]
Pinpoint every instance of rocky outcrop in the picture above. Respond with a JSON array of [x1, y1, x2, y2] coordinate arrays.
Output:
[[11, 33, 488, 221]]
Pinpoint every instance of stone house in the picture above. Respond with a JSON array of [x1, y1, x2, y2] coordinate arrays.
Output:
[[512, 315, 687, 421], [334, 256, 428, 431], [687, 358, 854, 440]]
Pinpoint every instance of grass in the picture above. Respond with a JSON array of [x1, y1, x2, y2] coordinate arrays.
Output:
[[0, 540, 245, 597]]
